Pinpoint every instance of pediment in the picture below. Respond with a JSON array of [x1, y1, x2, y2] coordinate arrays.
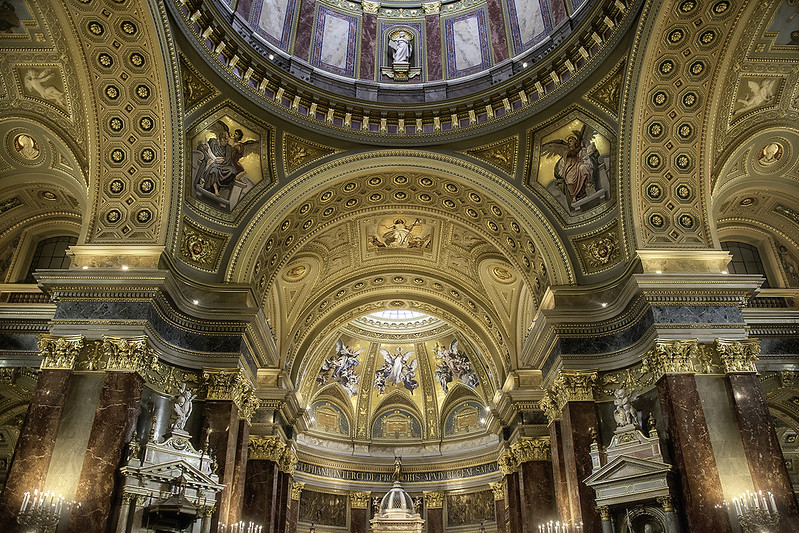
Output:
[[584, 454, 671, 486], [128, 459, 222, 488]]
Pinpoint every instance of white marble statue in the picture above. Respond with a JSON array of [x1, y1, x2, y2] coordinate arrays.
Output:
[[171, 383, 197, 432], [389, 30, 412, 64], [613, 387, 639, 429]]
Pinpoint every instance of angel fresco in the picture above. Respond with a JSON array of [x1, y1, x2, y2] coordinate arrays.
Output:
[[317, 338, 362, 397], [192, 119, 259, 211], [539, 120, 610, 214], [23, 69, 66, 107], [374, 346, 418, 395], [734, 79, 778, 115], [433, 339, 478, 394]]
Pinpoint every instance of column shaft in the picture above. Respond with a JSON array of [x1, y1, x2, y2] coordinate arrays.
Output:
[[426, 507, 443, 533], [350, 507, 368, 533], [243, 459, 279, 531], [228, 420, 251, 524], [425, 14, 442, 80], [657, 374, 730, 532], [68, 371, 144, 533], [202, 400, 241, 532], [560, 401, 599, 531], [727, 373, 799, 531], [360, 13, 377, 80], [494, 497, 506, 533], [286, 495, 299, 533], [0, 369, 72, 531], [504, 471, 523, 532], [548, 420, 571, 524], [519, 460, 556, 526]]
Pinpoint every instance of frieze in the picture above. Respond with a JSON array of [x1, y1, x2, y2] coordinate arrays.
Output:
[[38, 334, 84, 370], [296, 461, 497, 483]]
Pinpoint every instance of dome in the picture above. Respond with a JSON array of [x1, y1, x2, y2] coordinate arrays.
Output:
[[378, 482, 417, 518]]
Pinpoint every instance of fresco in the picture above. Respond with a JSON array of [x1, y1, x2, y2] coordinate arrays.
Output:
[[0, 0, 31, 34], [317, 338, 362, 397], [299, 490, 347, 527], [309, 401, 350, 436], [191, 116, 261, 212], [538, 119, 611, 214], [446, 491, 494, 526], [768, 0, 799, 45], [374, 346, 418, 395], [443, 401, 486, 436], [366, 216, 433, 250], [372, 408, 422, 440], [433, 339, 479, 394]]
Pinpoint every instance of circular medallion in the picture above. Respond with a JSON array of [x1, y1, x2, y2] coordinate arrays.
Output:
[[757, 142, 783, 166], [13, 133, 40, 160]]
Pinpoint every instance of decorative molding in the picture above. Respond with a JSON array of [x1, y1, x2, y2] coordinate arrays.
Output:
[[489, 481, 504, 501], [572, 221, 623, 275], [349, 490, 371, 508], [423, 491, 444, 509], [463, 136, 518, 176], [362, 0, 380, 14], [179, 218, 229, 272], [422, 1, 441, 14], [38, 334, 84, 370], [203, 368, 258, 422], [715, 338, 759, 374], [283, 133, 340, 174], [290, 481, 305, 501]]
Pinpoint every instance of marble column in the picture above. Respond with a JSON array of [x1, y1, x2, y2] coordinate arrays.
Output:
[[658, 496, 680, 533], [349, 491, 370, 533], [490, 482, 506, 533], [559, 401, 599, 532], [0, 367, 73, 531], [68, 370, 144, 533], [425, 10, 442, 80], [656, 372, 730, 532], [274, 469, 290, 533], [243, 458, 279, 530], [228, 418, 251, 525], [504, 471, 523, 532], [597, 506, 612, 533], [286, 481, 303, 533], [548, 420, 571, 524], [727, 371, 799, 530], [424, 491, 444, 533], [202, 399, 241, 531], [519, 460, 556, 526]]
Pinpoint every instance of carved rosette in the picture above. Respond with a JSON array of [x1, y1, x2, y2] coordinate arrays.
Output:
[[715, 339, 760, 374], [548, 371, 598, 411], [104, 335, 157, 374], [203, 369, 258, 423], [290, 481, 305, 501], [642, 340, 697, 378], [423, 491, 444, 509], [38, 334, 84, 370], [489, 481, 504, 501], [350, 491, 371, 509]]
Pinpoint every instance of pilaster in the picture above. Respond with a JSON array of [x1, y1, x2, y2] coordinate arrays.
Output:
[[423, 491, 443, 533]]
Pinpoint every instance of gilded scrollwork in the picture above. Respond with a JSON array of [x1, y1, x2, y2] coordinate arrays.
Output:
[[423, 491, 444, 509], [349, 491, 371, 509], [203, 368, 257, 422], [248, 435, 297, 474], [547, 370, 598, 411], [497, 436, 550, 474], [489, 481, 504, 501], [641, 340, 697, 378], [38, 334, 84, 370], [290, 481, 305, 501], [104, 335, 158, 374]]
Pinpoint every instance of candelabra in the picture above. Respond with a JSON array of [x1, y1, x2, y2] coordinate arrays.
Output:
[[218, 521, 264, 533], [537, 520, 584, 533], [731, 491, 780, 533], [17, 489, 73, 533]]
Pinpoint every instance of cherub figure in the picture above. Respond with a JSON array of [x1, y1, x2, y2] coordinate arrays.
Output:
[[24, 69, 66, 107], [613, 387, 639, 429], [171, 383, 197, 431]]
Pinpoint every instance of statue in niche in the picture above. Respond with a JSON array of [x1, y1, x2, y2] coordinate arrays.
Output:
[[392, 455, 402, 481], [171, 383, 196, 432], [613, 387, 639, 431], [382, 29, 420, 82]]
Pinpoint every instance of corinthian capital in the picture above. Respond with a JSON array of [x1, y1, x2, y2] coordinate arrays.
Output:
[[203, 368, 258, 422], [104, 335, 157, 374], [38, 334, 84, 370], [715, 338, 760, 374], [350, 491, 371, 509], [423, 491, 444, 509], [642, 339, 697, 378], [548, 370, 598, 410]]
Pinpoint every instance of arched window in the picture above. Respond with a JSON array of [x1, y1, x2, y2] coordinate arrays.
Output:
[[720, 241, 770, 288], [24, 236, 78, 283]]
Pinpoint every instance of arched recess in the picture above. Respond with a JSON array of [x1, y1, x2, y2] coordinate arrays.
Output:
[[307, 383, 356, 439], [227, 151, 574, 290], [439, 385, 490, 439], [371, 389, 425, 441]]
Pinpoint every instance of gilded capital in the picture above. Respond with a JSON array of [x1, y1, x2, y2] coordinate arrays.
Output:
[[39, 334, 84, 370], [548, 370, 598, 410], [104, 335, 157, 374], [290, 481, 305, 501], [362, 0, 379, 13], [512, 436, 550, 462], [642, 340, 697, 378], [539, 392, 560, 423], [350, 491, 371, 509], [278, 445, 298, 474], [248, 435, 286, 462], [489, 481, 504, 501], [597, 506, 610, 520], [497, 448, 517, 475], [203, 368, 257, 422], [715, 338, 759, 374], [422, 1, 441, 14], [423, 491, 444, 509], [657, 495, 673, 512]]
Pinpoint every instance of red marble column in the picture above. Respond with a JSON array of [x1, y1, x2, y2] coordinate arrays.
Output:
[[519, 460, 556, 527], [549, 420, 571, 524], [243, 459, 279, 531], [202, 400, 241, 532], [286, 489, 300, 533], [425, 13, 442, 80], [728, 373, 799, 531], [360, 12, 377, 80], [504, 471, 523, 532], [351, 507, 368, 533], [0, 369, 72, 531], [559, 402, 599, 532], [293, 0, 316, 61], [67, 371, 144, 533], [274, 469, 289, 533], [426, 507, 443, 533], [657, 374, 731, 533], [493, 495, 506, 533], [486, 0, 509, 62], [228, 419, 251, 524]]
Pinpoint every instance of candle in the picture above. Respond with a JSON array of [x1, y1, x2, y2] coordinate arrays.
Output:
[[20, 491, 30, 513], [769, 492, 777, 513]]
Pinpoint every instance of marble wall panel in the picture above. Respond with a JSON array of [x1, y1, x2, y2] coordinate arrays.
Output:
[[293, 0, 316, 60], [312, 7, 358, 77], [425, 14, 442, 80], [250, 0, 297, 50], [486, 0, 509, 62], [445, 9, 491, 78], [505, 0, 551, 54]]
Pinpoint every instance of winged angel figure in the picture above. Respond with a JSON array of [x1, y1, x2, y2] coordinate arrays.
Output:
[[540, 123, 601, 209], [317, 338, 362, 396], [433, 339, 479, 394], [193, 120, 259, 197], [734, 79, 778, 116], [374, 347, 418, 395]]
